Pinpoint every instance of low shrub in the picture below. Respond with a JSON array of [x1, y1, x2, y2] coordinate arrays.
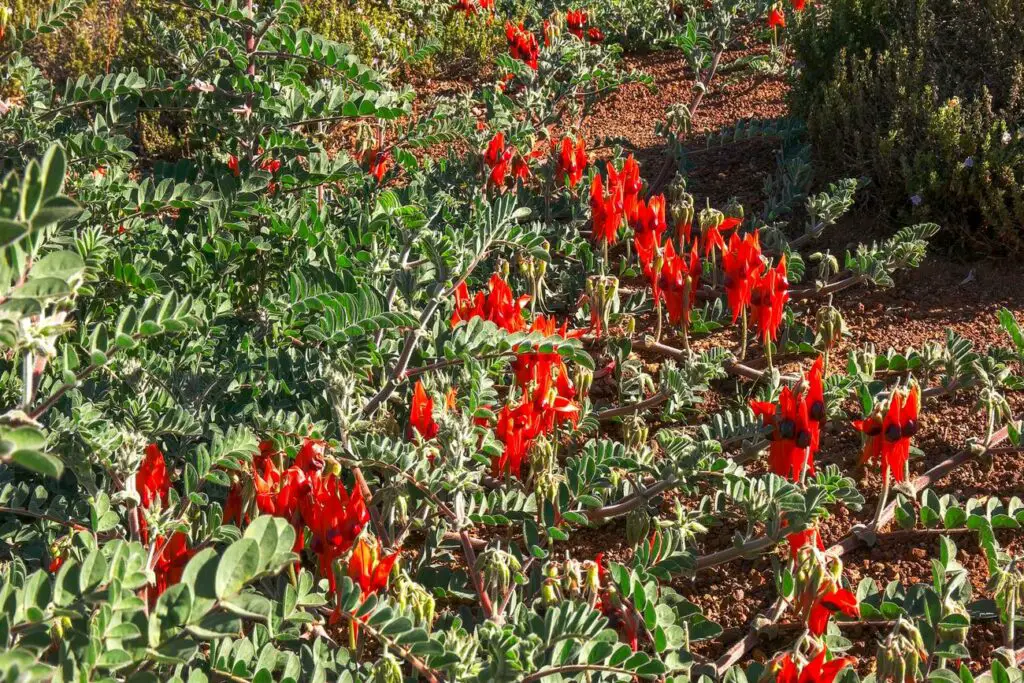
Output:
[[790, 0, 1024, 254]]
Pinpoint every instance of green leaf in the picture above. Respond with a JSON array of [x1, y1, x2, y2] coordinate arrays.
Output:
[[214, 538, 261, 599], [9, 449, 64, 479]]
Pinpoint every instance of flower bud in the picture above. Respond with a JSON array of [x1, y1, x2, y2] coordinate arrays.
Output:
[[626, 508, 651, 547], [573, 365, 593, 397], [698, 207, 725, 233], [815, 305, 847, 349], [563, 559, 582, 596], [370, 654, 403, 683], [724, 197, 745, 220]]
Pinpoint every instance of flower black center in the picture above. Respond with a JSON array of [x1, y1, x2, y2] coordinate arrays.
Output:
[[902, 419, 918, 438], [885, 424, 903, 443], [779, 419, 796, 440], [810, 400, 825, 422]]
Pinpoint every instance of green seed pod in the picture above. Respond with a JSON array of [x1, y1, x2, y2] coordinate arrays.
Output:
[[626, 507, 651, 547]]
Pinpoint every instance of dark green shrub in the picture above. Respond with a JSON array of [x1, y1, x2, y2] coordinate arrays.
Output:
[[791, 0, 1024, 254]]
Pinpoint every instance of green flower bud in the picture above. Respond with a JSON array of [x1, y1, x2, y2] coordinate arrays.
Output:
[[573, 365, 593, 397], [626, 508, 651, 547], [698, 207, 725, 232], [370, 654, 403, 683]]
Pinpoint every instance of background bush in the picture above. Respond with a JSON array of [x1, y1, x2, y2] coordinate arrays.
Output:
[[790, 0, 1024, 254]]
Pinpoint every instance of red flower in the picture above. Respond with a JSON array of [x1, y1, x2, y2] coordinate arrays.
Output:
[[136, 443, 171, 544], [48, 554, 63, 573], [806, 356, 826, 453], [634, 195, 668, 277], [452, 273, 531, 332], [852, 386, 919, 482], [751, 385, 815, 481], [587, 26, 604, 43], [302, 474, 370, 588], [590, 170, 624, 246], [659, 240, 701, 328], [453, 0, 490, 14], [775, 651, 855, 683], [856, 385, 919, 482], [260, 158, 281, 174], [347, 536, 400, 598], [152, 532, 194, 603], [227, 154, 240, 177], [618, 155, 643, 225], [223, 482, 245, 526], [512, 154, 531, 183], [786, 525, 824, 560], [792, 0, 807, 10], [506, 22, 539, 69], [408, 380, 439, 440], [768, 7, 786, 28], [365, 148, 391, 183], [492, 401, 539, 478], [702, 216, 741, 257], [138, 443, 170, 509], [485, 132, 514, 187], [294, 438, 326, 473], [751, 256, 789, 343], [566, 9, 588, 38], [721, 231, 763, 323], [554, 136, 588, 188], [808, 587, 859, 635]]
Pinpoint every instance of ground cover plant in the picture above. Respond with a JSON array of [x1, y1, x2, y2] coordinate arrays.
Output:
[[1, 0, 1024, 681]]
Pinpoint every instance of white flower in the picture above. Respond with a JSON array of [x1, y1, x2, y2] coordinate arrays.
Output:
[[1002, 131, 1012, 145]]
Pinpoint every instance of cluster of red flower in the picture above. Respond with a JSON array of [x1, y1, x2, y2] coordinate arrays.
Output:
[[565, 9, 604, 43], [222, 439, 395, 597], [484, 132, 531, 189], [852, 384, 920, 483], [768, 0, 808, 28], [428, 275, 581, 478], [453, 0, 493, 15], [553, 135, 588, 188], [589, 154, 643, 247], [772, 650, 855, 683], [506, 22, 540, 69], [136, 444, 193, 605], [751, 357, 826, 482]]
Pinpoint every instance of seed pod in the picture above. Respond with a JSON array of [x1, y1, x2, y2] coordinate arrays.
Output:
[[626, 508, 651, 547]]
